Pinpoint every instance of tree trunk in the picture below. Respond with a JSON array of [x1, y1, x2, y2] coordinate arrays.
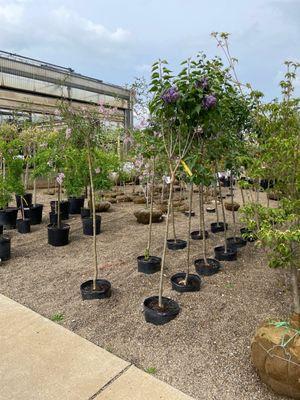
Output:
[[184, 182, 193, 285], [57, 184, 61, 229], [146, 158, 155, 258], [214, 179, 220, 226], [87, 148, 98, 291], [291, 268, 300, 328], [158, 175, 174, 308], [230, 172, 237, 240], [200, 184, 208, 265], [216, 164, 228, 252]]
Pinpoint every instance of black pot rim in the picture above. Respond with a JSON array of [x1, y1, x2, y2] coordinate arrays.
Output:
[[47, 223, 70, 231], [214, 245, 237, 254], [137, 255, 161, 262], [143, 296, 180, 316], [167, 239, 186, 244], [171, 272, 201, 292]]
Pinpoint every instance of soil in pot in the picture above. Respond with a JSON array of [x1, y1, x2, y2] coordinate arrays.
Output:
[[171, 273, 201, 292], [211, 222, 228, 233], [194, 258, 221, 276], [190, 230, 209, 240], [16, 193, 32, 209], [81, 208, 90, 219], [0, 208, 18, 229], [16, 218, 31, 234], [240, 227, 257, 242], [137, 255, 161, 274], [167, 239, 187, 250], [143, 296, 180, 325], [0, 235, 11, 260], [50, 200, 70, 220], [68, 196, 85, 214], [24, 204, 43, 225], [226, 236, 247, 249], [80, 279, 111, 300], [214, 245, 237, 261], [82, 215, 101, 236], [47, 224, 70, 247]]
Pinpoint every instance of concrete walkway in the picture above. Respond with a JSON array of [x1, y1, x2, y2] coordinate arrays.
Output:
[[0, 294, 194, 400]]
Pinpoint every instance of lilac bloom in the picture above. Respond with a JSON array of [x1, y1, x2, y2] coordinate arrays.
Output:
[[56, 172, 65, 186], [161, 86, 180, 104], [195, 77, 209, 90], [203, 94, 217, 110], [95, 167, 101, 174]]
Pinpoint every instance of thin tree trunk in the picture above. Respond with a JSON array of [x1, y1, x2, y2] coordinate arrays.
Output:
[[184, 182, 193, 285], [146, 158, 155, 258], [57, 185, 61, 229], [171, 187, 176, 242], [216, 164, 228, 252], [87, 148, 98, 290], [158, 175, 174, 308], [200, 183, 208, 265], [33, 145, 37, 206], [240, 186, 245, 206], [291, 268, 300, 315], [214, 179, 220, 226], [230, 172, 237, 240]]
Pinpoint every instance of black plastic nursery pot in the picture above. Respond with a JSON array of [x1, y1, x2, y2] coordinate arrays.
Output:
[[81, 207, 90, 219], [194, 258, 221, 276], [0, 235, 11, 261], [171, 272, 201, 292], [24, 204, 43, 225], [0, 208, 18, 229], [50, 200, 70, 220], [16, 193, 32, 209], [240, 227, 257, 242], [68, 196, 85, 214], [211, 222, 228, 233], [0, 225, 2, 235], [16, 218, 31, 234], [184, 210, 195, 217], [49, 211, 63, 225], [206, 207, 215, 213], [190, 230, 209, 240], [137, 255, 161, 274], [80, 279, 111, 300], [167, 239, 187, 250], [47, 224, 70, 247], [82, 215, 101, 236], [226, 236, 247, 249], [214, 245, 237, 261], [143, 296, 180, 325]]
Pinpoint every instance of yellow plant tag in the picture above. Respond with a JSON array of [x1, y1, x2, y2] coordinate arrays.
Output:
[[181, 160, 193, 177]]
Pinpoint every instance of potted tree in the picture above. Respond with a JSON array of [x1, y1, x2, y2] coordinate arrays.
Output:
[[61, 104, 112, 300]]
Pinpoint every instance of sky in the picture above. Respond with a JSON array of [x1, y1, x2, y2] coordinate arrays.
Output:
[[0, 0, 299, 99]]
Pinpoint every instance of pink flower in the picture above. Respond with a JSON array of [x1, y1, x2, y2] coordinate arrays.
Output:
[[94, 167, 101, 174], [56, 172, 65, 186], [123, 135, 134, 146], [54, 109, 60, 116]]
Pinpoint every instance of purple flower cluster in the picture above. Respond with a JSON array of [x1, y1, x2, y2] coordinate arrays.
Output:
[[56, 172, 65, 186], [203, 94, 217, 110], [161, 86, 180, 104], [195, 77, 209, 90]]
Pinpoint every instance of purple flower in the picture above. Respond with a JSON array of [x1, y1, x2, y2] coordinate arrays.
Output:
[[196, 77, 209, 90], [161, 86, 180, 104], [95, 167, 101, 174], [56, 172, 65, 186], [203, 94, 217, 110]]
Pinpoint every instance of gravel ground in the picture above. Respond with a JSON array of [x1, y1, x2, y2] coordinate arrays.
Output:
[[0, 188, 291, 400]]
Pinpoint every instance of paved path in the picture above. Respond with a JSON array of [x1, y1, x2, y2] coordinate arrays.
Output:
[[0, 294, 194, 400]]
